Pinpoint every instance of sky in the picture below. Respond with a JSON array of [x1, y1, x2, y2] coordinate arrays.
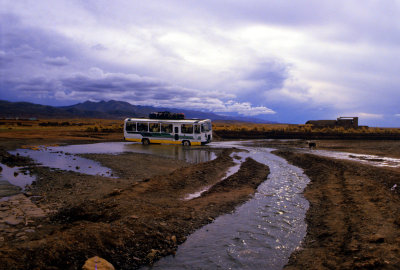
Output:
[[1, 0, 400, 127]]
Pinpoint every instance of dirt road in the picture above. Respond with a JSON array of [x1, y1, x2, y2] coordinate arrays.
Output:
[[275, 151, 400, 269]]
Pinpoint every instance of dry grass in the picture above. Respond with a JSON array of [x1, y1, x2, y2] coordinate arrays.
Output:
[[212, 121, 400, 135], [0, 119, 124, 141]]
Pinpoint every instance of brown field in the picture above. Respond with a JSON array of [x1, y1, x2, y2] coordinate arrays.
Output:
[[213, 121, 400, 140], [213, 120, 400, 134], [0, 119, 124, 150], [213, 120, 400, 136]]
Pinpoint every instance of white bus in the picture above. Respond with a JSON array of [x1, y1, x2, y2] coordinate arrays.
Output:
[[124, 118, 212, 146]]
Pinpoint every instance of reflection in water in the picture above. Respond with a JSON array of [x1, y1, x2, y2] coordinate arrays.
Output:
[[121, 144, 217, 164], [144, 143, 310, 270]]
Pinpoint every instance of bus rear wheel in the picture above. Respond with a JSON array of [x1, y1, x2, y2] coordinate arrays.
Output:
[[142, 139, 150, 145], [182, 140, 191, 146]]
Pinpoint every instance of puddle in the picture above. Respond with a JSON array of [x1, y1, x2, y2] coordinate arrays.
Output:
[[10, 149, 114, 177], [0, 163, 35, 189], [144, 142, 310, 270], [11, 142, 217, 178], [5, 142, 218, 198], [45, 142, 217, 163], [0, 163, 36, 198], [305, 150, 400, 168]]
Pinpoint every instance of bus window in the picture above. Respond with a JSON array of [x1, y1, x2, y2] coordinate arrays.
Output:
[[181, 124, 193, 134], [149, 123, 160, 132], [126, 122, 136, 132], [194, 125, 201, 134], [161, 124, 173, 133], [137, 122, 148, 132]]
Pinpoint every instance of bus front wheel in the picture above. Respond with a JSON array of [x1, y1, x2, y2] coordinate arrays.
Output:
[[142, 139, 150, 145], [182, 140, 191, 146]]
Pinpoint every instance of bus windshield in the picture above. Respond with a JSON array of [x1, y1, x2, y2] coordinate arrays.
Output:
[[201, 122, 212, 132]]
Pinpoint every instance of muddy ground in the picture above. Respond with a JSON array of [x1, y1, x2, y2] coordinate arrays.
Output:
[[0, 138, 270, 269], [312, 140, 400, 159], [275, 150, 400, 269], [246, 139, 400, 159]]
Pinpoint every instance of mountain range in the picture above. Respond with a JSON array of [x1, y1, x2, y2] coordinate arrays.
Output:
[[0, 100, 275, 123]]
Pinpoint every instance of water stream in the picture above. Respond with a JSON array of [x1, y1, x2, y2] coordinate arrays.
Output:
[[144, 142, 310, 270]]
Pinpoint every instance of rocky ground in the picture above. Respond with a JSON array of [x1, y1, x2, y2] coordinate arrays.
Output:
[[0, 141, 270, 269], [275, 150, 400, 269]]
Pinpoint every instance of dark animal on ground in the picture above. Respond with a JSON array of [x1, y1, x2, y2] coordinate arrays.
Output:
[[308, 142, 316, 149]]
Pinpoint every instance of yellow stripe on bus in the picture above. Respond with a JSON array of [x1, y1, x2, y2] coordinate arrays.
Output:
[[125, 138, 142, 142]]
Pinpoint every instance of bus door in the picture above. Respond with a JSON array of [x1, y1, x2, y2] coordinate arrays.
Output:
[[174, 126, 179, 140]]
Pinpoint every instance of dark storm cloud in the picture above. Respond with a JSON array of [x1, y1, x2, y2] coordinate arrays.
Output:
[[2, 67, 201, 104], [246, 62, 288, 89], [62, 75, 121, 92], [44, 56, 69, 66], [60, 73, 174, 96], [0, 50, 12, 66], [91, 44, 107, 51], [2, 77, 59, 93], [1, 14, 74, 58], [0, 13, 82, 79], [235, 61, 289, 105]]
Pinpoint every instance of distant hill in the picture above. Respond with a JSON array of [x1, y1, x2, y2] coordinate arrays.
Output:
[[0, 99, 275, 123], [0, 100, 72, 118]]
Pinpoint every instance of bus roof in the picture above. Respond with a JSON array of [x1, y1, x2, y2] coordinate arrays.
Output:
[[125, 118, 211, 124]]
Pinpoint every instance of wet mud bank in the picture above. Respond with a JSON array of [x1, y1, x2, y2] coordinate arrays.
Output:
[[275, 150, 400, 269], [0, 149, 270, 269], [0, 149, 37, 197]]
